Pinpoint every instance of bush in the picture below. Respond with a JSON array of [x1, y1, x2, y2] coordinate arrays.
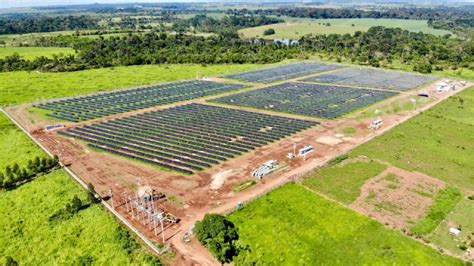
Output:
[[263, 28, 275, 36], [194, 214, 240, 263]]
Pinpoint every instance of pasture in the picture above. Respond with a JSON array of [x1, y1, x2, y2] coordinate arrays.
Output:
[[0, 112, 44, 170], [0, 46, 76, 60], [428, 198, 474, 257], [0, 64, 261, 106], [0, 170, 159, 265], [303, 160, 387, 204], [352, 86, 474, 191], [238, 18, 453, 39], [229, 183, 461, 265]]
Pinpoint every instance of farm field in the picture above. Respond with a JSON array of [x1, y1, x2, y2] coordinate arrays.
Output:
[[0, 170, 159, 265], [352, 86, 474, 191], [211, 82, 397, 118], [428, 198, 474, 257], [61, 103, 317, 173], [0, 64, 261, 106], [229, 183, 462, 265], [0, 46, 76, 60], [37, 80, 245, 122], [0, 112, 44, 169], [223, 61, 341, 83], [303, 160, 387, 204], [301, 67, 439, 91], [238, 18, 453, 39]]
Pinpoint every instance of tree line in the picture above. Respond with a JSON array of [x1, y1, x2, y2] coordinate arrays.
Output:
[[0, 15, 100, 34], [0, 155, 60, 189], [172, 15, 283, 36], [0, 27, 471, 73]]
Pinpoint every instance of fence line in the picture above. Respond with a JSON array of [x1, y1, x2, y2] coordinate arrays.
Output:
[[0, 108, 163, 256]]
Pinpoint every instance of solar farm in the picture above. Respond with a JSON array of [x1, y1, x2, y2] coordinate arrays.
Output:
[[223, 61, 342, 83], [211, 82, 398, 118], [35, 80, 245, 122], [59, 103, 318, 174], [300, 67, 438, 91]]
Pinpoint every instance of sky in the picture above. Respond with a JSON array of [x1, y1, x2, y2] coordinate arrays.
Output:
[[1, 0, 472, 9], [0, 0, 189, 9]]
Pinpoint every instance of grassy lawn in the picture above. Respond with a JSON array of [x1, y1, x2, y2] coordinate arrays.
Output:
[[0, 112, 44, 170], [411, 187, 463, 235], [0, 64, 261, 106], [352, 87, 474, 191], [0, 46, 76, 60], [0, 170, 159, 265], [428, 198, 474, 256], [303, 160, 387, 204], [229, 183, 461, 265], [238, 18, 452, 39]]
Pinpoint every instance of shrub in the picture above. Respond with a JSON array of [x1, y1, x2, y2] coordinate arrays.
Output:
[[194, 214, 240, 263], [263, 28, 275, 36]]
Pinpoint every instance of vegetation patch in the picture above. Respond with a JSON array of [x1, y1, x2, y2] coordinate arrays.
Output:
[[0, 170, 160, 264], [0, 113, 45, 169], [194, 214, 240, 263], [232, 179, 256, 192], [411, 187, 462, 236], [303, 160, 386, 204], [228, 183, 461, 265]]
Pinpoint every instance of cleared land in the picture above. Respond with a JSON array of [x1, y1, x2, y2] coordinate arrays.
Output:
[[301, 67, 438, 91], [37, 80, 245, 122], [0, 170, 159, 265], [352, 87, 474, 191], [229, 183, 462, 265], [211, 82, 397, 118], [0, 64, 261, 106], [61, 103, 317, 173], [223, 61, 341, 83], [0, 46, 76, 60], [238, 18, 452, 39]]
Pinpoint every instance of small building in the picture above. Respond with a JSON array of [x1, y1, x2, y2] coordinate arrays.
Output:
[[449, 227, 461, 236], [252, 160, 278, 179], [298, 146, 313, 157]]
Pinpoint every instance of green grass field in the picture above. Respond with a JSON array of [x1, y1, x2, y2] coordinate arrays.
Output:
[[428, 197, 474, 256], [0, 112, 44, 170], [0, 170, 159, 265], [303, 160, 387, 204], [239, 18, 452, 39], [352, 87, 474, 191], [0, 46, 76, 60], [0, 64, 261, 106], [411, 187, 462, 236], [229, 183, 461, 265]]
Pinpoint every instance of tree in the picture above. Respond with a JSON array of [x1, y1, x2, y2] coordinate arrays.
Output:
[[263, 28, 275, 36], [194, 214, 240, 263], [87, 182, 100, 203], [4, 256, 18, 266]]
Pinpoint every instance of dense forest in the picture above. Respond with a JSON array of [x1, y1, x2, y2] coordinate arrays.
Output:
[[172, 15, 283, 36], [1, 26, 471, 73], [0, 15, 99, 34]]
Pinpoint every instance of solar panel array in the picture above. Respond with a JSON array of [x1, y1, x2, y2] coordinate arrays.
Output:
[[300, 67, 438, 91], [223, 62, 342, 83], [36, 80, 246, 122], [59, 103, 318, 174], [211, 82, 398, 119]]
